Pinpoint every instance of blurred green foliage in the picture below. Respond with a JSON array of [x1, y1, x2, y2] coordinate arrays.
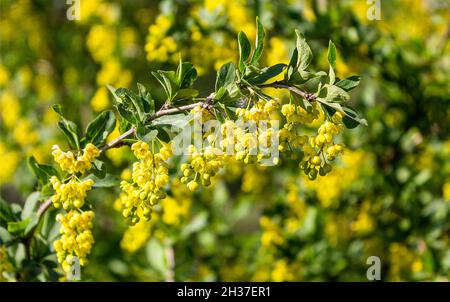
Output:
[[1, 0, 449, 281]]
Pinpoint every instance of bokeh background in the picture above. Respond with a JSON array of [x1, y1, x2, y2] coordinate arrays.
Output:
[[1, 0, 449, 281]]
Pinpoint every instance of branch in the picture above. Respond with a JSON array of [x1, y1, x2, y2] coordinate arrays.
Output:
[[37, 199, 52, 217], [258, 81, 316, 101], [100, 127, 136, 153], [37, 100, 209, 218], [165, 246, 175, 282], [148, 101, 206, 122]]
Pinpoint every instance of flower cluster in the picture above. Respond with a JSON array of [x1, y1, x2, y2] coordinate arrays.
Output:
[[191, 105, 214, 122], [278, 103, 320, 152], [51, 143, 100, 174], [300, 118, 345, 180], [119, 141, 172, 225], [180, 145, 223, 191], [49, 143, 100, 273], [49, 177, 94, 209], [220, 99, 280, 165], [145, 15, 177, 63], [53, 211, 95, 272]]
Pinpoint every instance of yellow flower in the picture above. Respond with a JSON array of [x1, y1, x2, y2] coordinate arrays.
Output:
[[0, 90, 20, 129], [180, 145, 223, 190], [0, 143, 20, 184], [121, 220, 153, 253], [51, 143, 100, 174], [13, 119, 39, 147], [0, 64, 10, 87], [443, 182, 450, 201], [86, 25, 116, 62], [54, 210, 95, 272], [90, 87, 110, 112], [119, 141, 173, 225], [96, 59, 132, 87], [162, 196, 191, 226], [271, 259, 294, 282]]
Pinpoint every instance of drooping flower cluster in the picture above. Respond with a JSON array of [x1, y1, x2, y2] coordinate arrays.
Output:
[[53, 211, 95, 272], [49, 177, 94, 209], [278, 103, 320, 152], [299, 117, 345, 180], [221, 99, 280, 165], [50, 143, 100, 273], [119, 141, 172, 225], [180, 145, 223, 191], [51, 143, 100, 174], [191, 105, 214, 122]]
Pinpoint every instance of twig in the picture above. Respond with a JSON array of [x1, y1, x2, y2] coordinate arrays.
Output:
[[36, 101, 208, 219], [100, 127, 136, 153], [148, 101, 205, 122], [35, 84, 305, 220], [165, 246, 175, 282], [37, 199, 52, 217], [258, 81, 316, 101]]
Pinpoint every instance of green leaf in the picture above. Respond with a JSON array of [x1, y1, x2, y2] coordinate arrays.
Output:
[[214, 87, 228, 103], [106, 84, 123, 104], [173, 89, 199, 101], [318, 99, 344, 116], [116, 103, 138, 125], [152, 70, 178, 102], [247, 63, 287, 84], [285, 48, 299, 81], [85, 110, 116, 147], [295, 30, 312, 71], [136, 126, 158, 142], [115, 88, 146, 123], [324, 85, 350, 103], [146, 238, 167, 277], [0, 226, 12, 243], [328, 41, 337, 84], [23, 213, 39, 237], [152, 113, 193, 129], [0, 198, 18, 227], [176, 60, 197, 89], [52, 105, 80, 149], [156, 127, 171, 143], [51, 104, 63, 115], [181, 212, 208, 238], [238, 31, 251, 72], [28, 157, 59, 187], [87, 174, 120, 188], [21, 192, 40, 220], [8, 219, 30, 235], [250, 17, 265, 65], [91, 159, 106, 179], [137, 83, 155, 115], [327, 40, 337, 70], [335, 75, 361, 91], [58, 120, 80, 149], [215, 62, 236, 92], [342, 106, 368, 129]]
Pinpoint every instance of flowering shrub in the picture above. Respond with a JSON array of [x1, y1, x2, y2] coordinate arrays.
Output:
[[1, 0, 448, 282]]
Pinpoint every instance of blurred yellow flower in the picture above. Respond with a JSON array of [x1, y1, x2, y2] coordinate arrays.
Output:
[[90, 87, 110, 112], [13, 119, 39, 147], [0, 143, 20, 184], [162, 196, 191, 226], [121, 220, 153, 253], [0, 90, 20, 129], [0, 64, 10, 87]]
